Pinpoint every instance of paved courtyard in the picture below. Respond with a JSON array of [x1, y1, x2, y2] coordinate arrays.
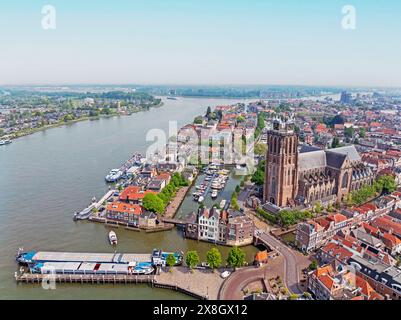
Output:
[[155, 266, 225, 300]]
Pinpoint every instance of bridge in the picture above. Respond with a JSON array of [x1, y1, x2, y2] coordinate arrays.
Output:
[[161, 218, 186, 226]]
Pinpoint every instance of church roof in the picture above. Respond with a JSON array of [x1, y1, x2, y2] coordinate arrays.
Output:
[[327, 146, 361, 162], [326, 152, 347, 169], [299, 145, 362, 171], [299, 150, 327, 171]]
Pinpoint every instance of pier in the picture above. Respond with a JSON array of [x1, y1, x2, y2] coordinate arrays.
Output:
[[16, 273, 155, 285], [15, 271, 207, 300], [94, 189, 115, 209]]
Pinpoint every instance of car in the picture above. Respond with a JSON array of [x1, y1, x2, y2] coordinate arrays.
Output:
[[220, 271, 231, 279]]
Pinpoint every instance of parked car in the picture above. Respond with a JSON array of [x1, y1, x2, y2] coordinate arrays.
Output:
[[220, 271, 231, 279]]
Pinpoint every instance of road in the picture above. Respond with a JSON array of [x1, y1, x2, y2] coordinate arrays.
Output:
[[219, 265, 269, 300], [255, 230, 308, 294]]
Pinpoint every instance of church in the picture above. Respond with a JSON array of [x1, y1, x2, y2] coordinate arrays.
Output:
[[263, 118, 374, 207]]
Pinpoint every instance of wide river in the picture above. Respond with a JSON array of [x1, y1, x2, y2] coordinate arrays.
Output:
[[0, 97, 258, 299]]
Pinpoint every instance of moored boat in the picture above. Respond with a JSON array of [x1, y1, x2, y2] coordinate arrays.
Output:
[[0, 139, 12, 146], [105, 169, 123, 182], [108, 231, 118, 245]]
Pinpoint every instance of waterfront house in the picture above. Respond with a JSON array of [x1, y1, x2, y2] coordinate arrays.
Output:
[[106, 202, 142, 226], [184, 212, 199, 240], [139, 211, 158, 229], [198, 207, 220, 243], [225, 209, 254, 246], [296, 220, 325, 253], [184, 206, 254, 246]]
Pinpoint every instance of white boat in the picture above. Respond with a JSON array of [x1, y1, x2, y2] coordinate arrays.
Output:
[[105, 169, 123, 182], [109, 231, 118, 245], [73, 203, 96, 220], [219, 199, 227, 209], [211, 190, 218, 198], [0, 139, 12, 146], [198, 196, 205, 203]]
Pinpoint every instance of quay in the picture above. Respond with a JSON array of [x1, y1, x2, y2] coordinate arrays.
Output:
[[15, 273, 155, 285], [15, 271, 207, 300]]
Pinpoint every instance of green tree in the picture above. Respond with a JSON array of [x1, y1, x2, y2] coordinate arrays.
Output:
[[376, 175, 397, 194], [277, 210, 297, 227], [235, 185, 241, 193], [206, 247, 222, 270], [331, 137, 341, 149], [185, 250, 200, 270], [313, 201, 323, 214], [254, 142, 267, 156], [63, 114, 74, 122], [309, 261, 318, 270], [142, 193, 165, 214], [227, 247, 246, 269], [359, 127, 366, 138], [237, 115, 245, 123], [194, 116, 204, 124], [344, 126, 355, 139], [166, 254, 176, 272], [230, 193, 240, 211]]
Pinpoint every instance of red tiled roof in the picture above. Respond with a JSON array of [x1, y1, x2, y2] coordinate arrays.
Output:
[[327, 213, 348, 224], [119, 186, 156, 201], [321, 242, 353, 262], [371, 216, 401, 237], [106, 202, 142, 215]]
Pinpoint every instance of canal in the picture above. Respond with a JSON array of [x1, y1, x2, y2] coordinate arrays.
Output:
[[0, 96, 258, 299]]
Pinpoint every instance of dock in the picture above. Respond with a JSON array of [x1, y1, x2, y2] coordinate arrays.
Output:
[[94, 189, 115, 209], [15, 272, 207, 300], [16, 273, 154, 285]]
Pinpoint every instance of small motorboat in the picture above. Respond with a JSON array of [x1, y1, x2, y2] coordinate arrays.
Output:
[[211, 190, 218, 199], [108, 231, 118, 245], [0, 139, 12, 146]]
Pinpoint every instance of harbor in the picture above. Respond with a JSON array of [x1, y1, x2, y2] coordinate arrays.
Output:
[[0, 97, 255, 300]]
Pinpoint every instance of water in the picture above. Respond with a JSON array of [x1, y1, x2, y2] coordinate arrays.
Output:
[[0, 97, 257, 299]]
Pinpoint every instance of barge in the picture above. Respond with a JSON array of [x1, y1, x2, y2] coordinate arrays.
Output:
[[29, 261, 154, 275], [16, 248, 183, 269]]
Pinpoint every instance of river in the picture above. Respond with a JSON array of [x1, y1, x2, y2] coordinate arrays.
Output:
[[0, 97, 258, 299]]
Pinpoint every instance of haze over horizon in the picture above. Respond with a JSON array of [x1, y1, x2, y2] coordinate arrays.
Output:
[[1, 0, 401, 87]]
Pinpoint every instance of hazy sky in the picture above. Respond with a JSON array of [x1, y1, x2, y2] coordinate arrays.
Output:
[[1, 0, 401, 87]]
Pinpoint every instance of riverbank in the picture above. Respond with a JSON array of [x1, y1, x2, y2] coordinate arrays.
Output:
[[2, 101, 164, 141]]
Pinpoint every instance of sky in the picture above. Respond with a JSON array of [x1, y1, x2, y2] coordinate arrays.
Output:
[[0, 0, 401, 87]]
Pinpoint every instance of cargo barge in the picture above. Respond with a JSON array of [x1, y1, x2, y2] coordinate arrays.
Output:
[[16, 249, 183, 275]]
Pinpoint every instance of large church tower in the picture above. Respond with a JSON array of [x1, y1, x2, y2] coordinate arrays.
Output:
[[263, 117, 299, 207]]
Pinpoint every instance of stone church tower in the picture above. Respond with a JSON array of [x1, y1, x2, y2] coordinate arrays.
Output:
[[263, 117, 299, 207]]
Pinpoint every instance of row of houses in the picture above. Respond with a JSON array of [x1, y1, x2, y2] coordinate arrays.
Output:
[[296, 192, 401, 253], [184, 207, 254, 247], [301, 191, 401, 300], [309, 227, 401, 300]]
